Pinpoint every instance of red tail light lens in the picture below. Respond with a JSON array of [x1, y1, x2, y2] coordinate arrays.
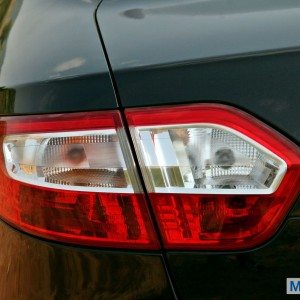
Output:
[[0, 111, 159, 249], [126, 104, 300, 250]]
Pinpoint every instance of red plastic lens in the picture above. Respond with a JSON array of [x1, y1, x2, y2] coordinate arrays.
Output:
[[126, 104, 300, 250], [0, 111, 159, 249]]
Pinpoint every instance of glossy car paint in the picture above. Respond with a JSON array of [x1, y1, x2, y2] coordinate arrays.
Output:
[[97, 0, 300, 144], [0, 0, 299, 299], [0, 220, 174, 299], [0, 0, 116, 114]]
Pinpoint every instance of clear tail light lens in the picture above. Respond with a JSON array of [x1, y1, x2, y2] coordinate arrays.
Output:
[[126, 104, 300, 250], [134, 125, 286, 194], [0, 111, 159, 249], [4, 130, 134, 192]]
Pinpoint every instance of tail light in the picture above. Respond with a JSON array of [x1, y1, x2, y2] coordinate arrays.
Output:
[[1, 104, 299, 251], [0, 111, 159, 249], [126, 104, 300, 250]]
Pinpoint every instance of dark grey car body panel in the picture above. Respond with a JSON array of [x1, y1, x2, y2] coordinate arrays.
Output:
[[0, 220, 174, 299], [0, 0, 117, 114], [98, 0, 300, 144]]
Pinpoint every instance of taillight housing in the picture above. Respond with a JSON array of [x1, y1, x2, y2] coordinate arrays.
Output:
[[0, 111, 159, 249], [1, 104, 299, 251], [126, 104, 300, 250]]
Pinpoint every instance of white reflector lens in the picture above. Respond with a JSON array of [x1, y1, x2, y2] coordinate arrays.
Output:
[[3, 130, 137, 193], [134, 125, 286, 194]]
